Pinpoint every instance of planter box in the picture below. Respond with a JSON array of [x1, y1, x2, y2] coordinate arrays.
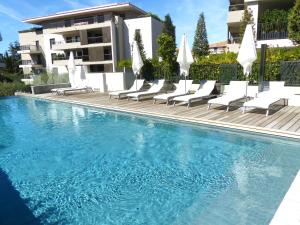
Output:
[[31, 83, 70, 94]]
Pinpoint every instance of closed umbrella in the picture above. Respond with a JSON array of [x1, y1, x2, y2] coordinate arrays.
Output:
[[177, 34, 194, 92], [237, 24, 257, 99], [131, 41, 144, 90], [68, 51, 76, 87]]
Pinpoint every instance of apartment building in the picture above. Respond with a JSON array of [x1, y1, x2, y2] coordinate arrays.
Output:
[[227, 0, 296, 52], [18, 3, 163, 75], [209, 41, 228, 54]]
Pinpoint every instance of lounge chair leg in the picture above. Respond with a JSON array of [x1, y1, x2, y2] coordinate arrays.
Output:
[[187, 101, 191, 108], [173, 102, 176, 107], [153, 99, 156, 104], [266, 109, 269, 117], [166, 100, 169, 106], [243, 106, 246, 114], [207, 104, 211, 110], [127, 97, 129, 101], [226, 106, 229, 112]]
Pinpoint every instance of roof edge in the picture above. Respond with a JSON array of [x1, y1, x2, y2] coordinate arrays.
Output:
[[22, 2, 147, 24]]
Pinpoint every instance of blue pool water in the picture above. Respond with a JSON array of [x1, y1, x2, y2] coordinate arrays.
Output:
[[0, 96, 300, 225]]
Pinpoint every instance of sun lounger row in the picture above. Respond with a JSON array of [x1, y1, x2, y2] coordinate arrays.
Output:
[[109, 80, 293, 116]]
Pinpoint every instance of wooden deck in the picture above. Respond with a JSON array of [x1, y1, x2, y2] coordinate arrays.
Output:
[[23, 92, 300, 139]]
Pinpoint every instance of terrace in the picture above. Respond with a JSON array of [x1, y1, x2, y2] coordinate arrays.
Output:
[[24, 92, 300, 139]]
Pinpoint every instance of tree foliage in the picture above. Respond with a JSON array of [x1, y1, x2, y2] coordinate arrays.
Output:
[[162, 14, 176, 42], [3, 41, 21, 74], [134, 30, 146, 61], [288, 0, 300, 44], [192, 12, 209, 58], [239, 9, 254, 42]]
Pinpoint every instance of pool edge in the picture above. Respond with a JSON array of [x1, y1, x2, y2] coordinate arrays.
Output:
[[16, 93, 300, 140]]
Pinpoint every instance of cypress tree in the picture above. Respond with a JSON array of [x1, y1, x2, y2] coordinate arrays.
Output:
[[192, 13, 209, 58], [239, 9, 254, 42], [288, 0, 300, 44], [162, 14, 176, 42], [134, 30, 146, 61]]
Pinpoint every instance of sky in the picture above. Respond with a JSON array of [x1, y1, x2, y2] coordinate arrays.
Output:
[[0, 0, 229, 53]]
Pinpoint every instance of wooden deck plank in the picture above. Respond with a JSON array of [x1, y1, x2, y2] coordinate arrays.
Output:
[[29, 92, 300, 137]]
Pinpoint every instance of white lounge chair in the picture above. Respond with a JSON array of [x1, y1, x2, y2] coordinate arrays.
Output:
[[109, 79, 145, 99], [153, 80, 193, 105], [173, 80, 216, 107], [243, 81, 286, 116], [127, 79, 165, 101], [56, 86, 93, 95], [208, 81, 248, 112]]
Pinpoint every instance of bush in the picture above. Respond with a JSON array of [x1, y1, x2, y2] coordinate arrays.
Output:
[[0, 82, 31, 96], [288, 0, 300, 44]]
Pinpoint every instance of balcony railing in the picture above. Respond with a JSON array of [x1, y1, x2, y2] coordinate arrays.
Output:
[[229, 4, 244, 11], [19, 45, 40, 51], [53, 55, 85, 61], [87, 36, 103, 44], [21, 60, 42, 65], [257, 22, 288, 40], [44, 15, 107, 29]]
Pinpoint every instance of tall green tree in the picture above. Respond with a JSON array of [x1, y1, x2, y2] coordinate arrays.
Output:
[[239, 9, 254, 42], [192, 13, 209, 58], [288, 0, 300, 44], [3, 41, 21, 74], [162, 14, 176, 42], [134, 30, 146, 61]]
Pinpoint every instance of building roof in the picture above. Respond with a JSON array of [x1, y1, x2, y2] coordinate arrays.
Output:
[[209, 41, 228, 48], [22, 2, 147, 24]]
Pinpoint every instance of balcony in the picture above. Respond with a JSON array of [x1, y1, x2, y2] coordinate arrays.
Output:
[[227, 4, 244, 24], [19, 60, 43, 68], [257, 22, 288, 40], [17, 45, 41, 54], [52, 41, 81, 50], [44, 15, 112, 34]]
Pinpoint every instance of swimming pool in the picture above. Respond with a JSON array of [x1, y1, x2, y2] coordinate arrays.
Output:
[[0, 96, 299, 225]]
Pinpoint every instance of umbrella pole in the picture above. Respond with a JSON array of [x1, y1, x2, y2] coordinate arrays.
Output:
[[185, 75, 186, 93], [136, 73, 138, 91]]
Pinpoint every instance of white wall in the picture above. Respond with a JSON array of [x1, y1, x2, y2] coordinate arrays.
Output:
[[124, 17, 163, 59], [42, 33, 68, 74], [257, 39, 295, 48], [74, 65, 132, 92]]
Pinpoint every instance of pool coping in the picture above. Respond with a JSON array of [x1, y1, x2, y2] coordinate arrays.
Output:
[[16, 93, 300, 140]]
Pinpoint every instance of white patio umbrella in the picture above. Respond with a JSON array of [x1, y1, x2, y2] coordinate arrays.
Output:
[[177, 34, 194, 92], [68, 51, 76, 87], [237, 24, 257, 99], [131, 41, 144, 90]]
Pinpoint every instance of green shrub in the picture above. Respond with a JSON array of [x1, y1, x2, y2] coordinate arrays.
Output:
[[288, 0, 300, 44], [0, 82, 31, 96]]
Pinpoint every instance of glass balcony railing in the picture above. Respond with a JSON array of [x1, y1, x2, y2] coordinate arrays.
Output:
[[87, 36, 103, 44], [44, 15, 107, 29], [229, 4, 244, 11], [21, 60, 42, 65], [19, 45, 40, 51]]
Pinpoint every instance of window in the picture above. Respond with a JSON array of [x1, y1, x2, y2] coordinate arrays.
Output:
[[89, 64, 104, 73], [103, 47, 112, 60], [66, 36, 80, 43], [51, 53, 56, 63], [49, 38, 55, 49]]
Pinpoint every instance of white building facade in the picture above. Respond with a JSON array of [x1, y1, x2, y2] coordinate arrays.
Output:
[[18, 3, 163, 77]]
